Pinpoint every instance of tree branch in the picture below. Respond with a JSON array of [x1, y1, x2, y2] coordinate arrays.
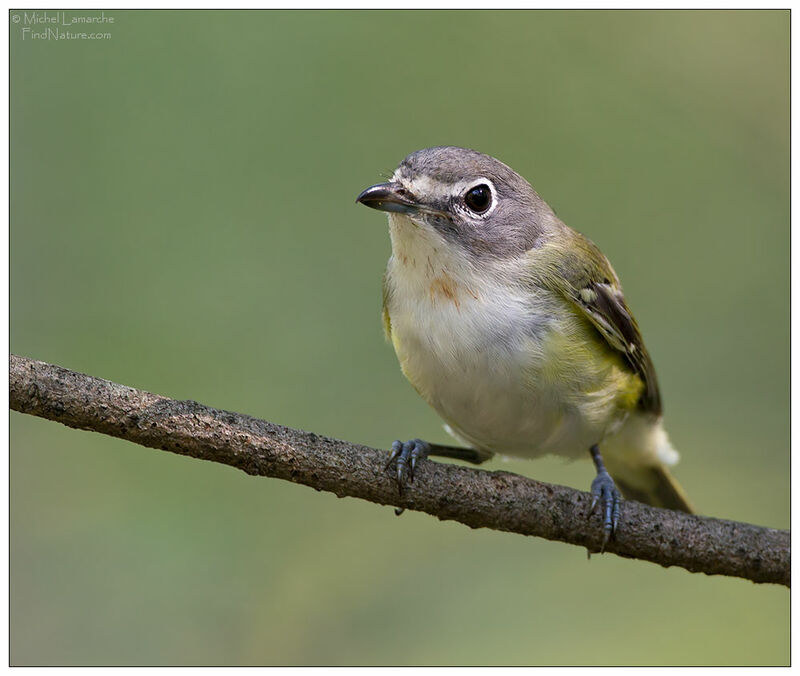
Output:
[[9, 354, 789, 587]]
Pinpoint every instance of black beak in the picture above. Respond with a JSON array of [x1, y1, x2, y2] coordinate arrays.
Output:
[[355, 182, 420, 214]]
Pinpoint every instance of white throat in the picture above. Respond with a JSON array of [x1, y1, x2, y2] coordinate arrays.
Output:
[[386, 213, 491, 305]]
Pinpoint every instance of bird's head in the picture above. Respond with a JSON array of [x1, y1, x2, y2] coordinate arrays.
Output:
[[356, 146, 557, 259]]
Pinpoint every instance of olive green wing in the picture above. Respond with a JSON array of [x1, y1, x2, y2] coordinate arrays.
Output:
[[539, 232, 662, 416]]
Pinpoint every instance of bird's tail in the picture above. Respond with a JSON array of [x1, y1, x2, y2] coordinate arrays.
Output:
[[606, 418, 694, 513], [611, 463, 694, 513]]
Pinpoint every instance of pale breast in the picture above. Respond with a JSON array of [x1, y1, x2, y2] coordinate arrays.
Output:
[[387, 271, 587, 457], [383, 214, 634, 459]]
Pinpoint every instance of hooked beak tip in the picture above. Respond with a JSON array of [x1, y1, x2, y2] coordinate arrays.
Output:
[[356, 182, 419, 214]]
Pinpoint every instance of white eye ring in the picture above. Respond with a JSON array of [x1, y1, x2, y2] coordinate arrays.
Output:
[[461, 179, 497, 218]]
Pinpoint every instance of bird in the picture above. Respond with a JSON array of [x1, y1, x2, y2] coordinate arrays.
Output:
[[356, 146, 693, 546]]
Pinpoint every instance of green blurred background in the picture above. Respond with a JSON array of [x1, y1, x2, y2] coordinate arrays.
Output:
[[10, 9, 788, 666]]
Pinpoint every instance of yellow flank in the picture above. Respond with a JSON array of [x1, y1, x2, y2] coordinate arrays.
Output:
[[537, 313, 644, 422], [389, 329, 432, 401], [381, 305, 392, 341], [381, 273, 393, 341], [616, 371, 646, 410]]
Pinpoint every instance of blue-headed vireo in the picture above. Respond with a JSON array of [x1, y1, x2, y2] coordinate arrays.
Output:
[[356, 146, 693, 545]]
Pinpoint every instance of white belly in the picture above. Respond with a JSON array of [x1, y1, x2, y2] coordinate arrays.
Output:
[[381, 213, 672, 470], [388, 292, 604, 458], [383, 224, 624, 460]]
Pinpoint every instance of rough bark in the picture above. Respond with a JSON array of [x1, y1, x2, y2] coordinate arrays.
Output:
[[9, 354, 789, 587]]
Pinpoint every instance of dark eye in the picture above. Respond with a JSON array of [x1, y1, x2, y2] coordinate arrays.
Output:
[[464, 184, 492, 214]]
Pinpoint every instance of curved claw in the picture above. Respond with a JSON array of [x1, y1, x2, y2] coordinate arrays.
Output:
[[384, 440, 403, 471], [408, 438, 428, 481]]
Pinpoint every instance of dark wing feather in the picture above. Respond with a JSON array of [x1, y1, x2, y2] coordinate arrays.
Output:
[[575, 281, 662, 415], [537, 230, 663, 416]]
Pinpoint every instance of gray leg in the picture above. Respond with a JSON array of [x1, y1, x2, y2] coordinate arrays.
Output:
[[588, 444, 622, 550], [427, 443, 490, 465], [385, 439, 489, 488], [385, 439, 489, 515]]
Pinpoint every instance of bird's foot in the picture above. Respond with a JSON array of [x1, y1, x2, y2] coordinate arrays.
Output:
[[386, 439, 431, 516], [385, 438, 430, 492], [589, 469, 621, 552]]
